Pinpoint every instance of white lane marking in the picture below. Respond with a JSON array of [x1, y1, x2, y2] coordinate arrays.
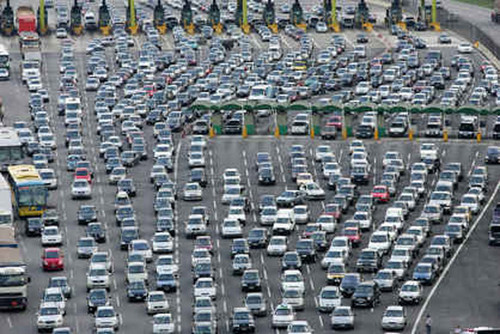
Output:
[[318, 315, 324, 328], [116, 295, 121, 307], [7, 316, 12, 328], [411, 180, 500, 334]]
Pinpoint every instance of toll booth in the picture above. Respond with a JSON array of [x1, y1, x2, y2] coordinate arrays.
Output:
[[70, 0, 83, 35], [355, 0, 372, 31], [1, 0, 15, 36], [99, 0, 111, 35], [181, 0, 195, 34], [208, 0, 222, 34], [290, 0, 306, 30], [263, 0, 277, 33], [154, 0, 166, 34], [385, 0, 404, 29]]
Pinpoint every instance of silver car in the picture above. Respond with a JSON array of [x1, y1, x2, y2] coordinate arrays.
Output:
[[331, 306, 354, 329]]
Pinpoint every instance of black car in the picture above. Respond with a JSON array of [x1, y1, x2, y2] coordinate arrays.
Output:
[[127, 280, 148, 301], [87, 289, 109, 313], [340, 273, 361, 297], [352, 281, 380, 308], [282, 251, 302, 270], [86, 222, 106, 243], [485, 146, 500, 164], [26, 218, 43, 237], [120, 227, 139, 250], [193, 262, 213, 281], [356, 124, 374, 139], [231, 307, 256, 333], [224, 119, 243, 135], [350, 165, 370, 185], [258, 167, 276, 185], [296, 239, 316, 263], [78, 205, 98, 225], [190, 168, 207, 187], [247, 228, 268, 248], [241, 269, 261, 292], [42, 209, 59, 226], [117, 178, 137, 197], [356, 33, 369, 43]]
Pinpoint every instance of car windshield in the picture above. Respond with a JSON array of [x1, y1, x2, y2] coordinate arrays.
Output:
[[45, 251, 60, 258], [385, 310, 403, 317], [40, 307, 60, 316], [415, 265, 430, 273], [275, 307, 291, 316]]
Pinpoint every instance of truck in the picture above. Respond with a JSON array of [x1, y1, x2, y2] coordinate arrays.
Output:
[[0, 227, 29, 310], [19, 31, 41, 62], [0, 173, 13, 226], [16, 6, 36, 33]]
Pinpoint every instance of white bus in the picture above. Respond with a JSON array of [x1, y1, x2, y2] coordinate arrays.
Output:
[[0, 127, 25, 171]]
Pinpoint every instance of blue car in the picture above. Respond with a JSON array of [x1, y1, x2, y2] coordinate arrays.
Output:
[[156, 272, 178, 292], [412, 263, 437, 285]]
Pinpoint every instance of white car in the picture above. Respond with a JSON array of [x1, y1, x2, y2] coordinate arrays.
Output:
[[260, 206, 278, 226], [228, 203, 246, 221], [457, 42, 473, 53], [398, 280, 423, 305], [461, 193, 480, 214], [147, 291, 169, 315], [317, 286, 341, 312], [390, 247, 413, 265], [152, 232, 174, 253], [272, 303, 295, 328], [153, 313, 175, 333], [321, 249, 348, 269], [301, 182, 325, 200], [129, 239, 153, 262], [287, 320, 313, 334], [86, 264, 111, 291], [281, 270, 305, 294], [293, 205, 309, 224], [331, 306, 355, 329], [109, 166, 127, 184], [191, 249, 211, 268], [368, 232, 392, 257], [322, 162, 341, 179], [381, 305, 407, 330], [221, 218, 243, 238], [315, 145, 333, 161], [191, 135, 207, 148], [353, 211, 372, 231], [194, 277, 216, 299], [156, 255, 178, 275], [95, 306, 119, 330], [41, 226, 63, 246], [188, 152, 205, 168], [127, 262, 148, 283], [37, 304, 64, 331], [282, 288, 304, 311], [183, 182, 203, 201], [39, 168, 58, 189], [150, 165, 167, 182], [71, 179, 92, 199], [385, 259, 408, 280], [267, 236, 288, 256], [223, 168, 241, 182]]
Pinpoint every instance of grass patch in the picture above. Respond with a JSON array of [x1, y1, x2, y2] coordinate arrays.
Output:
[[452, 0, 495, 9]]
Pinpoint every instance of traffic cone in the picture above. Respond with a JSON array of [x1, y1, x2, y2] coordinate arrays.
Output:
[[242, 126, 248, 139], [274, 126, 280, 138]]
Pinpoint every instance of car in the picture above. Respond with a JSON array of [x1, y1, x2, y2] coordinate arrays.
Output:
[[398, 280, 423, 305], [281, 270, 304, 294], [352, 281, 380, 308], [231, 307, 256, 333], [77, 237, 98, 258], [41, 226, 63, 246], [438, 34, 452, 44], [127, 280, 148, 301], [331, 305, 355, 329], [374, 269, 397, 292], [152, 232, 174, 253], [71, 179, 92, 199], [37, 304, 64, 332], [156, 272, 178, 292], [42, 248, 64, 271], [381, 305, 407, 330], [26, 217, 43, 237], [372, 185, 390, 203], [267, 236, 288, 256], [86, 222, 106, 243], [245, 292, 268, 317], [78, 205, 98, 224], [458, 42, 473, 53], [318, 286, 342, 313], [183, 182, 203, 201], [87, 289, 109, 313], [152, 313, 175, 334], [272, 303, 295, 328], [94, 306, 119, 330], [242, 269, 262, 292], [412, 262, 438, 285], [129, 239, 153, 262], [194, 277, 216, 299], [87, 264, 111, 292]]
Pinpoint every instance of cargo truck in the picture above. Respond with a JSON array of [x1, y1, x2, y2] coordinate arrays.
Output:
[[0, 227, 29, 310], [0, 173, 13, 226], [16, 6, 36, 33]]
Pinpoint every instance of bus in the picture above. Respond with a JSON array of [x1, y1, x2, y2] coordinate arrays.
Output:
[[0, 44, 10, 70], [7, 165, 48, 217], [0, 127, 25, 171]]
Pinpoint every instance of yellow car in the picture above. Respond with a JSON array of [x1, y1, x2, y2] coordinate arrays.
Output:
[[326, 263, 346, 285]]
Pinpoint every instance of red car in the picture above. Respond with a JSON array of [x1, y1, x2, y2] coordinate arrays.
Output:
[[323, 204, 342, 220], [74, 167, 92, 183], [143, 84, 157, 97], [343, 227, 362, 247], [372, 185, 390, 203], [326, 115, 343, 129], [42, 248, 64, 271]]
